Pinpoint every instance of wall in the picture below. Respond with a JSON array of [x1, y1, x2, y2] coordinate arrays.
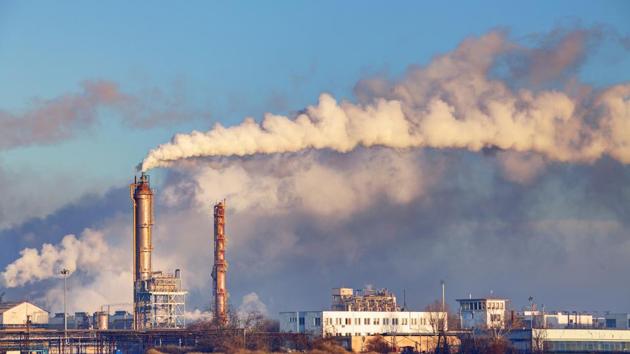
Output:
[[350, 334, 460, 353], [280, 310, 447, 337], [0, 302, 49, 326]]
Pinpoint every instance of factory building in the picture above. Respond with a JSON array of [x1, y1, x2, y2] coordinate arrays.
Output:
[[280, 288, 446, 337], [0, 301, 48, 328], [456, 297, 508, 329], [519, 310, 595, 329], [131, 173, 186, 329], [509, 328, 630, 352], [280, 310, 445, 337]]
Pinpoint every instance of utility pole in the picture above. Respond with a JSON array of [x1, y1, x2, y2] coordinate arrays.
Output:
[[441, 280, 445, 313], [61, 268, 70, 352]]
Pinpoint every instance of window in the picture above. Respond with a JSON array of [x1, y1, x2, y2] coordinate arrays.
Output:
[[354, 318, 360, 325], [383, 318, 389, 325], [299, 317, 305, 325], [374, 318, 380, 325], [606, 319, 617, 328], [392, 318, 399, 325], [402, 318, 408, 325], [364, 318, 371, 325], [411, 318, 417, 325], [345, 318, 351, 325], [314, 317, 321, 326], [335, 318, 342, 325], [325, 318, 332, 325]]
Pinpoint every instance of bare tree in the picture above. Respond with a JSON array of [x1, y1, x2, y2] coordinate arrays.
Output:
[[364, 335, 393, 353], [424, 300, 450, 354], [531, 328, 548, 354]]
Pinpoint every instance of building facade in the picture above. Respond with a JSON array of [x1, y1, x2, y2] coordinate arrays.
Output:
[[0, 302, 48, 327], [279, 310, 446, 337], [456, 297, 508, 329], [509, 328, 630, 353]]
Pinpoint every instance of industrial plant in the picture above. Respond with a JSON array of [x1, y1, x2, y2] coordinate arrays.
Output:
[[0, 173, 629, 354]]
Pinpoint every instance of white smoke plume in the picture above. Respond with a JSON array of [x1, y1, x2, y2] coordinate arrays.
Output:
[[140, 29, 630, 172], [1, 229, 109, 288]]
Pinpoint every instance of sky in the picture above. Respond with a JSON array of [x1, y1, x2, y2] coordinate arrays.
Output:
[[0, 1, 629, 318]]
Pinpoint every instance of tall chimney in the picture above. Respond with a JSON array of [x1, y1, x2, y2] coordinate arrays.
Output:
[[130, 173, 153, 329], [212, 200, 228, 325]]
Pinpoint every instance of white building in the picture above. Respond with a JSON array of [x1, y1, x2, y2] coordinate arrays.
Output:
[[509, 328, 630, 352], [603, 313, 630, 329], [457, 297, 508, 329], [0, 301, 48, 327], [520, 310, 594, 329], [279, 310, 446, 337]]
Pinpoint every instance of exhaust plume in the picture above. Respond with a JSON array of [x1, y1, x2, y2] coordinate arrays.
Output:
[[0, 229, 109, 288], [140, 29, 630, 172], [0, 80, 203, 150]]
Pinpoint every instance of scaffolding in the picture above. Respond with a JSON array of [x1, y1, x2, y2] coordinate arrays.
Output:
[[331, 287, 400, 312], [135, 271, 187, 329]]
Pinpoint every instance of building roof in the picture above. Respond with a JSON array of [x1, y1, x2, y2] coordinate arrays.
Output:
[[0, 301, 47, 314], [456, 298, 508, 302]]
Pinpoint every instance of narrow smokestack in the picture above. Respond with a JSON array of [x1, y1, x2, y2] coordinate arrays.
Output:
[[212, 200, 228, 325], [130, 173, 153, 329]]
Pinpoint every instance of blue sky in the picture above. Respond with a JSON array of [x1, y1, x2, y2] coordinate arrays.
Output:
[[1, 2, 629, 314]]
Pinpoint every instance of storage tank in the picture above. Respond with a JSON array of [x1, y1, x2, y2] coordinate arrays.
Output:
[[94, 311, 109, 330]]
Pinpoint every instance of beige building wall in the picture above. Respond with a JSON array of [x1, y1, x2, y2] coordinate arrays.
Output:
[[0, 302, 49, 326], [350, 334, 460, 353]]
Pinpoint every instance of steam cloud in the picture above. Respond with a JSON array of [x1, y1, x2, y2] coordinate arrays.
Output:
[[140, 29, 630, 172], [0, 229, 109, 288]]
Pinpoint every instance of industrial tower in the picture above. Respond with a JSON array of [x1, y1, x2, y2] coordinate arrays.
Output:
[[131, 173, 187, 329], [212, 200, 228, 325]]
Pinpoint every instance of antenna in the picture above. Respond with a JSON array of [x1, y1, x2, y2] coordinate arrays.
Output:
[[403, 289, 407, 310]]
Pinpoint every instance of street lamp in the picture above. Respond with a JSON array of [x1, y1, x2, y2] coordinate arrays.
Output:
[[60, 268, 70, 348]]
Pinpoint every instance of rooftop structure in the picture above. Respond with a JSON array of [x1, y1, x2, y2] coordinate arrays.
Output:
[[331, 287, 400, 312], [456, 297, 508, 329]]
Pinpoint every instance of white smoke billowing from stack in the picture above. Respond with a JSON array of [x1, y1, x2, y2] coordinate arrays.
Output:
[[0, 229, 109, 288], [140, 29, 630, 172]]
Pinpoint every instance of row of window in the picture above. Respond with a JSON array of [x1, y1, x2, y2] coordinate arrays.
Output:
[[460, 301, 504, 311], [545, 341, 630, 352], [288, 316, 306, 325], [323, 317, 427, 326]]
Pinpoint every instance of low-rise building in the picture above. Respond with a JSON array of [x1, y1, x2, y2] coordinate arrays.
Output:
[[279, 310, 446, 337], [519, 310, 595, 329], [509, 328, 630, 352], [456, 297, 508, 329], [0, 301, 48, 328], [603, 313, 630, 329]]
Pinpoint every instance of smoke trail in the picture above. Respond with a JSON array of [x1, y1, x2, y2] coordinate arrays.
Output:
[[0, 229, 109, 287], [140, 29, 630, 171], [0, 80, 202, 150]]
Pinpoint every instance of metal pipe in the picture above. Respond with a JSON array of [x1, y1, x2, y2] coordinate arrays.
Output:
[[212, 200, 228, 325], [60, 268, 69, 349]]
